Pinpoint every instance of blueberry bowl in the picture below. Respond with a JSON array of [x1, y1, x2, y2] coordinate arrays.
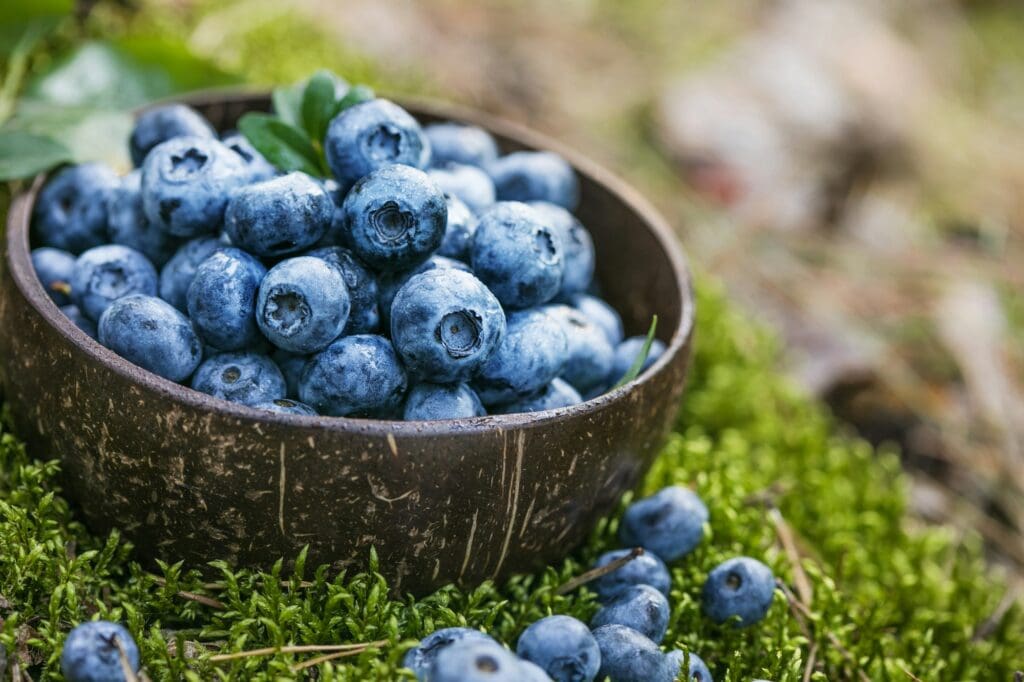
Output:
[[0, 92, 694, 595]]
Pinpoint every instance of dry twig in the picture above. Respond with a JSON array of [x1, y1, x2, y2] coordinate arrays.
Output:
[[556, 547, 644, 595]]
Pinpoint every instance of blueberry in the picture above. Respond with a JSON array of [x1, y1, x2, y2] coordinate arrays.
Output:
[[516, 615, 600, 682], [665, 650, 713, 682], [158, 237, 224, 311], [529, 202, 594, 296], [590, 585, 670, 644], [305, 246, 379, 334], [404, 383, 486, 420], [590, 549, 671, 601], [325, 99, 430, 189], [33, 163, 119, 254], [701, 557, 775, 627], [60, 620, 140, 682], [186, 248, 267, 351], [437, 194, 477, 262], [424, 122, 499, 168], [106, 170, 182, 267], [403, 627, 497, 679], [271, 349, 308, 399], [225, 172, 332, 257], [378, 255, 472, 329], [429, 640, 525, 682], [222, 132, 278, 182], [141, 136, 248, 238], [390, 268, 505, 383], [610, 336, 667, 384], [31, 247, 76, 305], [61, 305, 97, 339], [299, 334, 408, 417], [130, 103, 215, 167], [544, 305, 614, 394], [256, 256, 350, 353], [98, 294, 203, 382], [191, 351, 286, 406], [429, 163, 496, 214], [489, 151, 578, 210], [471, 202, 564, 309], [472, 308, 568, 406], [563, 293, 622, 346], [343, 164, 447, 271], [252, 398, 318, 416], [591, 624, 676, 682], [620, 486, 708, 562], [494, 378, 582, 414], [70, 245, 158, 321]]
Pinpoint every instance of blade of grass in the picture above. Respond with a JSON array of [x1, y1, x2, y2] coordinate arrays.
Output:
[[612, 315, 658, 389]]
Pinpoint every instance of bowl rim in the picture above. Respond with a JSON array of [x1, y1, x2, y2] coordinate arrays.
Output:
[[4, 89, 695, 434]]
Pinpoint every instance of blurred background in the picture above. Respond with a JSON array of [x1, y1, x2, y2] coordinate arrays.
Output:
[[2, 0, 1022, 579]]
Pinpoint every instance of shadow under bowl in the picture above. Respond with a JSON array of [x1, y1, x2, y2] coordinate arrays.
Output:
[[0, 91, 695, 595]]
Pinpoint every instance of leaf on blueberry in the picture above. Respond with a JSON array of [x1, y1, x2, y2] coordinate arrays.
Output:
[[613, 315, 658, 389], [238, 112, 324, 178], [300, 69, 342, 144], [271, 81, 305, 128]]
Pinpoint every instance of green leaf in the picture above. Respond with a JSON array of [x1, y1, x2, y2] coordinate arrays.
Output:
[[113, 35, 240, 92], [0, 0, 70, 56], [300, 70, 341, 143], [6, 102, 133, 171], [272, 82, 304, 128], [331, 84, 375, 118], [0, 130, 71, 180], [238, 112, 322, 177], [612, 315, 659, 389]]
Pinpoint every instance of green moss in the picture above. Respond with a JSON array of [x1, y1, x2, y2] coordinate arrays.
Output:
[[0, 277, 1020, 681]]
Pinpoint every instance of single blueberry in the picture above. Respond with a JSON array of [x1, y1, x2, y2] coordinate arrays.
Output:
[[222, 132, 278, 182], [472, 308, 568, 405], [31, 247, 76, 305], [516, 615, 600, 682], [494, 378, 582, 415], [186, 248, 267, 351], [271, 349, 308, 399], [252, 398, 318, 416], [590, 584, 670, 644], [32, 163, 119, 254], [130, 103, 215, 167], [701, 557, 775, 627], [141, 135, 248, 238], [390, 268, 505, 383], [429, 640, 525, 682], [404, 383, 486, 420], [158, 237, 224, 311], [256, 256, 350, 354], [529, 202, 594, 296], [470, 202, 564, 310], [665, 650, 714, 682], [619, 486, 708, 562], [325, 99, 430, 189], [60, 620, 140, 682], [70, 245, 158, 321], [191, 351, 286, 406], [590, 549, 671, 601], [437, 194, 477, 262], [429, 162, 496, 214], [610, 336, 668, 385], [98, 294, 203, 382], [305, 246, 379, 334], [61, 305, 97, 339], [424, 122, 499, 168], [402, 627, 497, 679], [225, 172, 332, 257], [299, 334, 408, 417], [489, 151, 579, 210], [343, 164, 447, 271], [591, 624, 676, 682], [544, 305, 614, 394], [106, 170, 182, 267], [565, 293, 623, 346], [377, 255, 472, 329]]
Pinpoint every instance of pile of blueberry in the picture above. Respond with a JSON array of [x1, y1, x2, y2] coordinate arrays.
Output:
[[59, 485, 776, 681], [30, 87, 666, 419]]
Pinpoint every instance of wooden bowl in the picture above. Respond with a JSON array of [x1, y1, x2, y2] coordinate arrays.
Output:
[[0, 92, 695, 595]]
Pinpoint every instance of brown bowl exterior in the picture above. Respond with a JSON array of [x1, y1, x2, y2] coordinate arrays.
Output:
[[0, 92, 694, 595]]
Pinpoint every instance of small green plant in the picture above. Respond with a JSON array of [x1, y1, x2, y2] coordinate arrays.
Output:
[[612, 315, 658, 389]]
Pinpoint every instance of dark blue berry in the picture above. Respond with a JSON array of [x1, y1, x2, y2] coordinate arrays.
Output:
[[191, 351, 286, 406], [299, 334, 408, 417], [305, 246, 379, 334], [98, 294, 202, 381], [186, 247, 267, 351], [130, 103, 215, 167], [429, 162, 495, 214], [60, 620, 140, 682], [590, 584, 670, 643], [325, 99, 430, 189], [619, 486, 707, 562], [31, 247, 76, 305], [516, 615, 600, 682], [544, 304, 614, 394], [158, 236, 224, 311], [106, 170, 182, 267], [590, 549, 671, 601], [592, 624, 676, 682], [472, 308, 568, 406], [71, 245, 158, 321], [256, 256, 350, 354], [403, 383, 486, 420], [701, 557, 775, 627], [33, 163, 119, 254], [403, 627, 497, 679], [489, 151, 578, 210], [225, 172, 332, 257], [424, 122, 499, 168]]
